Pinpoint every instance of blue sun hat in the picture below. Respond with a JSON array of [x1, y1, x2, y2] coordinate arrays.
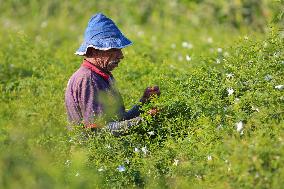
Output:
[[75, 13, 132, 55]]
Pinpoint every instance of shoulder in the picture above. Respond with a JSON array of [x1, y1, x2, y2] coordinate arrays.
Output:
[[66, 67, 91, 89], [67, 66, 110, 90], [73, 67, 91, 80], [68, 67, 92, 84]]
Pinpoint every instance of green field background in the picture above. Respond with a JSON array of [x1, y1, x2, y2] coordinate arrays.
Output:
[[0, 1, 284, 188]]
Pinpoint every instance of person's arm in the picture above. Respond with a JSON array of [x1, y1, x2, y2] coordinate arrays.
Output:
[[122, 104, 142, 120]]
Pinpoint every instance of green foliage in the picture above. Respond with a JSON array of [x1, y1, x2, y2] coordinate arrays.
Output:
[[0, 1, 284, 188]]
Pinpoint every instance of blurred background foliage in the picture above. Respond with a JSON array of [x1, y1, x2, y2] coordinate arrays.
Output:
[[0, 0, 283, 33], [0, 0, 283, 27]]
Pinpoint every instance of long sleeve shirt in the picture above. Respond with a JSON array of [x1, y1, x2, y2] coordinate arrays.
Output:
[[65, 60, 141, 134]]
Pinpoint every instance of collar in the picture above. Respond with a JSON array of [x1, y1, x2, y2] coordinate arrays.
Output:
[[81, 59, 112, 81]]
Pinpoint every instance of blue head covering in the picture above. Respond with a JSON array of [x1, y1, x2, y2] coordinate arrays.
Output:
[[75, 13, 132, 55]]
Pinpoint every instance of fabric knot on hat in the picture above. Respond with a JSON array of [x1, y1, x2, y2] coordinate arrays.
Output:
[[75, 13, 132, 55]]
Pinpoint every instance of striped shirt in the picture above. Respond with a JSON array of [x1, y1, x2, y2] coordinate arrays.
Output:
[[65, 59, 141, 133]]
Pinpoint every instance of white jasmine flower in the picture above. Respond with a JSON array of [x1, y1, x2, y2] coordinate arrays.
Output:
[[195, 174, 202, 179], [173, 159, 179, 166], [98, 167, 104, 172], [137, 31, 144, 37], [182, 41, 193, 49], [134, 147, 140, 153], [207, 37, 213, 43], [117, 165, 126, 172], [273, 52, 280, 57], [244, 36, 249, 40], [217, 48, 223, 53], [125, 159, 130, 164], [185, 55, 191, 61], [227, 88, 234, 96], [226, 73, 234, 78], [216, 124, 222, 130], [147, 131, 155, 136], [243, 81, 249, 86], [40, 21, 48, 28], [264, 74, 273, 81], [252, 106, 260, 112], [75, 172, 80, 177], [216, 58, 221, 64], [255, 172, 260, 178], [263, 42, 268, 47], [207, 155, 212, 161], [275, 85, 284, 90], [65, 160, 71, 166], [236, 121, 244, 132], [182, 41, 188, 48], [141, 146, 148, 155]]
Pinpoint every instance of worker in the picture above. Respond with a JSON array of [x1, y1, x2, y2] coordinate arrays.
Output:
[[65, 13, 160, 135]]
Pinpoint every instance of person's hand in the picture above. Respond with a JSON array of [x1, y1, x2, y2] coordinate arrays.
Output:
[[140, 86, 161, 104], [147, 107, 159, 116]]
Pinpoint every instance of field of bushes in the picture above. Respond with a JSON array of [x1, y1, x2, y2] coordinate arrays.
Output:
[[0, 1, 284, 188]]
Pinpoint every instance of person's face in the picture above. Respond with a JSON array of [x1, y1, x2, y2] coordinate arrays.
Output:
[[106, 49, 124, 71]]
